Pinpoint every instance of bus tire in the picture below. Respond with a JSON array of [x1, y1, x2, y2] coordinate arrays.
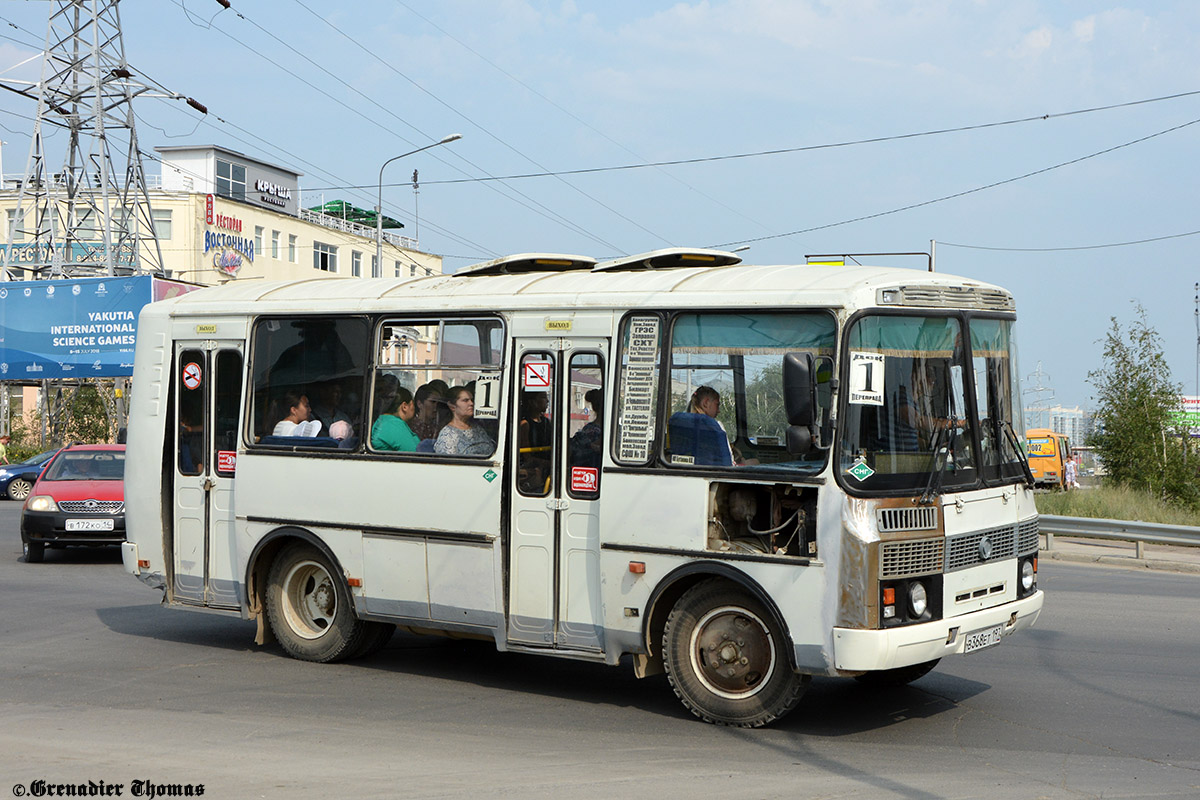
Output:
[[854, 658, 940, 687], [663, 578, 808, 727], [348, 621, 395, 660], [265, 543, 365, 663]]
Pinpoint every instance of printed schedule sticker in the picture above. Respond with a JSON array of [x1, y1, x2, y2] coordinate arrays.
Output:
[[618, 316, 660, 462], [473, 372, 502, 419], [847, 351, 885, 406]]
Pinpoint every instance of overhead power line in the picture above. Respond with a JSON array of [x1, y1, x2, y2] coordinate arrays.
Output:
[[180, 0, 628, 253], [709, 115, 1200, 249], [939, 229, 1200, 253], [285, 0, 668, 248], [299, 88, 1200, 192]]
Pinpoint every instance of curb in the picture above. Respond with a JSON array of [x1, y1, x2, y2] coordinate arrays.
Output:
[[1041, 548, 1200, 575]]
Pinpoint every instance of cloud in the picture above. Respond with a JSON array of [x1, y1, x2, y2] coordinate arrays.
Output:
[[1072, 16, 1096, 43]]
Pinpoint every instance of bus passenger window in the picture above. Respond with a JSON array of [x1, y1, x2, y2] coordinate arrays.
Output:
[[567, 352, 604, 497], [516, 353, 553, 493], [177, 349, 205, 475], [666, 311, 836, 471], [249, 317, 369, 448], [372, 317, 505, 457]]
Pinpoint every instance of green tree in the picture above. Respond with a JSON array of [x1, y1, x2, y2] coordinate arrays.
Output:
[[1087, 305, 1199, 507]]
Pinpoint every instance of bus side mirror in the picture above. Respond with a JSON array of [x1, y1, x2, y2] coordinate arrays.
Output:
[[783, 353, 835, 456], [783, 353, 815, 427]]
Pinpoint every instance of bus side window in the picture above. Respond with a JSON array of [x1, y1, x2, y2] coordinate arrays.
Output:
[[249, 316, 369, 449], [178, 349, 205, 475], [566, 353, 604, 498], [371, 317, 505, 457]]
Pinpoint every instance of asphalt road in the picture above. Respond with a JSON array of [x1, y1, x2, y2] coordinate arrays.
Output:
[[1, 502, 1197, 799]]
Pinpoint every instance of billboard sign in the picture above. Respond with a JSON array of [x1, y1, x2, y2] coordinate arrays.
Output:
[[1170, 395, 1200, 437], [0, 276, 195, 379]]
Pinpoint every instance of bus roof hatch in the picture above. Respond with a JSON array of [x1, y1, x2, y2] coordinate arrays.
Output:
[[592, 247, 742, 272], [455, 253, 597, 276]]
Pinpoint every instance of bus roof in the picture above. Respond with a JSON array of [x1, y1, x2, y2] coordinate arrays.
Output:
[[150, 255, 1015, 317]]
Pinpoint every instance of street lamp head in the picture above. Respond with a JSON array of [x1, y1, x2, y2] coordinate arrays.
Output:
[[440, 133, 463, 144]]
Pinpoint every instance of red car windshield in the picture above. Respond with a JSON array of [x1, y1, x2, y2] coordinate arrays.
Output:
[[43, 451, 125, 482]]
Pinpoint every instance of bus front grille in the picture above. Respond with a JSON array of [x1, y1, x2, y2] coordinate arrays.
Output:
[[946, 525, 1017, 571], [1018, 517, 1039, 555], [880, 538, 944, 579]]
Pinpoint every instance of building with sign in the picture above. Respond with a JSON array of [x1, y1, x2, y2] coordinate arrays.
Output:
[[1, 144, 443, 287], [0, 144, 444, 435]]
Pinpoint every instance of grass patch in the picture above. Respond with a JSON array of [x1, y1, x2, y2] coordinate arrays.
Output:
[[1034, 484, 1200, 527]]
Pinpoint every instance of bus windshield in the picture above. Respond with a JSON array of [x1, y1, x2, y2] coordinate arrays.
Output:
[[838, 314, 1024, 493]]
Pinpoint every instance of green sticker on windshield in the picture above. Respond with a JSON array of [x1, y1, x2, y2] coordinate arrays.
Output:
[[847, 459, 875, 481]]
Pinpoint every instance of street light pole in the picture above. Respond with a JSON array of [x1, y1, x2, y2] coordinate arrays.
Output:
[[376, 134, 461, 276]]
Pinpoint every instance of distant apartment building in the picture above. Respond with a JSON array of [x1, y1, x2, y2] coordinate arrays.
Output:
[[1047, 405, 1093, 445]]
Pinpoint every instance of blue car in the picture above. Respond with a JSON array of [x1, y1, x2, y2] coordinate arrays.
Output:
[[0, 449, 60, 501]]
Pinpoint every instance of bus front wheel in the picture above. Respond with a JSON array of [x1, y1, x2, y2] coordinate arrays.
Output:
[[265, 543, 365, 663], [663, 578, 808, 727]]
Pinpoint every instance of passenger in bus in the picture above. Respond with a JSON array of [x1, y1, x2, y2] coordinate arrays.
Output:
[[568, 388, 604, 470], [411, 383, 446, 441], [518, 390, 552, 491], [669, 386, 735, 466], [373, 373, 399, 414], [518, 391, 551, 449], [434, 387, 495, 456], [271, 390, 321, 436], [178, 411, 204, 473], [371, 388, 420, 452], [311, 380, 352, 433]]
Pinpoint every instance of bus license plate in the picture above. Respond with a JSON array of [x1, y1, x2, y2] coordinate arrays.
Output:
[[65, 519, 114, 532], [963, 624, 1003, 654]]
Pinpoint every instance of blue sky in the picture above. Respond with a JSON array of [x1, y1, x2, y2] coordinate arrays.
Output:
[[1, 0, 1198, 412]]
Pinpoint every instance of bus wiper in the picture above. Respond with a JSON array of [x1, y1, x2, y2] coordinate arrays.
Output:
[[1000, 419, 1035, 487], [918, 425, 949, 505]]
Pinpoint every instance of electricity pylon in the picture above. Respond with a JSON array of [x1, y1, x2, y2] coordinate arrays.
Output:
[[0, 0, 198, 280]]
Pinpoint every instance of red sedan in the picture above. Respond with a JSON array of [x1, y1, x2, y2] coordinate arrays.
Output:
[[20, 444, 126, 563]]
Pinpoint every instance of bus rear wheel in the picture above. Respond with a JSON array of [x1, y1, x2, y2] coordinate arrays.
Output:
[[265, 543, 365, 663], [663, 579, 808, 727]]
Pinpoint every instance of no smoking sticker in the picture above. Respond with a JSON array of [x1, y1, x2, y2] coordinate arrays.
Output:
[[182, 362, 202, 390], [523, 361, 551, 389]]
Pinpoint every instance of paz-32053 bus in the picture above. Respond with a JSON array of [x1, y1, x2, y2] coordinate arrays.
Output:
[[123, 248, 1043, 727]]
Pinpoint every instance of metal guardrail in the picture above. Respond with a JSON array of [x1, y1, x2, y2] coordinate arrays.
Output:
[[1039, 514, 1200, 557]]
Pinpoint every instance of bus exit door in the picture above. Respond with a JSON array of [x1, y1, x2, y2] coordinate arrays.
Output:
[[172, 341, 243, 609], [507, 338, 607, 651]]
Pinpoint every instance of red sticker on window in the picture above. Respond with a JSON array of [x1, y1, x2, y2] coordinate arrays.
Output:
[[217, 450, 236, 473], [523, 362, 551, 389], [182, 362, 202, 390], [571, 467, 598, 493]]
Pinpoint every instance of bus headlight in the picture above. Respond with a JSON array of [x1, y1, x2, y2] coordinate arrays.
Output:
[[1021, 559, 1035, 591], [909, 581, 928, 617]]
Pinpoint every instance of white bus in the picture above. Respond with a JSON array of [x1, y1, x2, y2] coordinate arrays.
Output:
[[123, 248, 1043, 727]]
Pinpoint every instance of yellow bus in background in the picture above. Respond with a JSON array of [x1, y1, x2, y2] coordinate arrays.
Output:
[[1025, 428, 1071, 490]]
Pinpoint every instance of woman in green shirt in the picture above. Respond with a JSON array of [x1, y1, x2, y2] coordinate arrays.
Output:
[[371, 388, 420, 452]]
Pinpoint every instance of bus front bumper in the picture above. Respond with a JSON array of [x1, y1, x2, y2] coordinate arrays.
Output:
[[833, 590, 1044, 672]]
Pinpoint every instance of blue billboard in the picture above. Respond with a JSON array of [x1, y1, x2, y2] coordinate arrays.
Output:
[[0, 276, 161, 380]]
